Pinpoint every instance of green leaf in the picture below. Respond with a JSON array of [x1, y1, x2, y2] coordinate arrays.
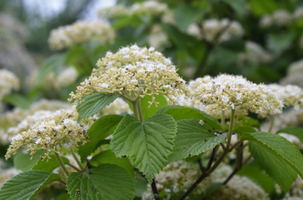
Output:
[[157, 106, 222, 130], [76, 93, 120, 121], [111, 114, 177, 183], [32, 155, 69, 172], [67, 164, 135, 200], [242, 132, 303, 191], [140, 93, 168, 121], [237, 116, 260, 129], [0, 170, 61, 200], [160, 23, 188, 48], [276, 126, 303, 143], [221, 0, 246, 16], [2, 93, 31, 109], [168, 119, 227, 162], [249, 0, 277, 16], [220, 38, 245, 52], [248, 141, 297, 191], [233, 126, 257, 134], [78, 115, 123, 162], [37, 53, 66, 84], [238, 164, 275, 195], [173, 4, 203, 32], [90, 150, 134, 177], [14, 150, 46, 171], [267, 32, 295, 52]]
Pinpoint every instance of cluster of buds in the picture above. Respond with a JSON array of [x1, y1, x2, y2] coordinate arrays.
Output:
[[5, 109, 94, 161], [48, 20, 115, 50], [69, 44, 187, 107], [0, 69, 19, 99]]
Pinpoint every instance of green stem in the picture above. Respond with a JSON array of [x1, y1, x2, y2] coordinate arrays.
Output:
[[70, 148, 84, 171], [226, 108, 236, 149], [132, 100, 143, 122], [221, 110, 225, 127], [54, 152, 69, 176], [268, 116, 275, 133]]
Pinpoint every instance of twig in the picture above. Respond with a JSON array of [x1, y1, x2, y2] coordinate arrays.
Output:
[[151, 178, 160, 200]]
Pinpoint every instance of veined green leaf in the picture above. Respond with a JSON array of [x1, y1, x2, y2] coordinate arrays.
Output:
[[242, 132, 303, 191], [67, 164, 135, 200], [14, 150, 46, 171], [0, 170, 61, 200], [169, 119, 227, 162], [111, 114, 177, 183], [78, 115, 123, 162], [32, 155, 69, 172], [76, 93, 120, 121], [276, 126, 303, 143], [233, 126, 257, 134]]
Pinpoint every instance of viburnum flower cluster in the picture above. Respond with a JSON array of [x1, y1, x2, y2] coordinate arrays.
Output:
[[0, 69, 19, 99], [260, 9, 293, 28], [5, 109, 94, 161], [188, 74, 283, 117], [48, 20, 115, 50], [268, 84, 303, 107], [69, 44, 187, 107]]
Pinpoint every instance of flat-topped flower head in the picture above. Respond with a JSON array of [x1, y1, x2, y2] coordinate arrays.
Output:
[[268, 84, 303, 107], [5, 109, 94, 161], [48, 20, 115, 50], [189, 74, 283, 117], [69, 44, 187, 107], [0, 69, 19, 99]]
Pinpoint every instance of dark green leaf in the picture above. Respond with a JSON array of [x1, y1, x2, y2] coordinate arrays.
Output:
[[2, 93, 31, 109], [249, 0, 277, 16], [0, 170, 60, 200], [140, 93, 168, 121], [67, 164, 135, 200], [90, 150, 134, 177], [220, 38, 245, 52], [76, 93, 120, 121], [32, 155, 69, 172], [111, 114, 177, 183], [173, 4, 203, 32], [169, 119, 227, 162], [221, 0, 246, 16], [233, 126, 257, 134], [237, 116, 260, 129], [78, 115, 123, 162], [276, 126, 303, 143], [267, 32, 295, 52]]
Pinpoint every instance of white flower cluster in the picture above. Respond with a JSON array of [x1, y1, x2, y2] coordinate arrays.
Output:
[[5, 109, 94, 161], [99, 1, 169, 19], [98, 98, 131, 117], [0, 69, 19, 99], [188, 74, 283, 117], [69, 44, 187, 107], [148, 25, 170, 49], [280, 59, 303, 88], [237, 41, 274, 66], [260, 9, 292, 28], [143, 162, 269, 200], [48, 20, 115, 50], [142, 160, 212, 200], [187, 19, 244, 43], [293, 7, 303, 19], [268, 84, 303, 107]]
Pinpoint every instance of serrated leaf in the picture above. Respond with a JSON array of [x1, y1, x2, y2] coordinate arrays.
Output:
[[0, 170, 61, 200], [276, 126, 303, 143], [242, 132, 303, 191], [90, 150, 134, 177], [157, 106, 222, 130], [76, 93, 120, 121], [168, 119, 227, 162], [248, 141, 297, 191], [111, 114, 176, 183], [173, 4, 203, 32], [32, 155, 69, 172], [14, 150, 47, 171], [78, 115, 123, 162], [37, 53, 66, 84], [66, 164, 135, 200], [140, 93, 168, 121]]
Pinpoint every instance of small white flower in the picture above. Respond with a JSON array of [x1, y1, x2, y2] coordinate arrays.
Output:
[[101, 83, 109, 88], [12, 134, 22, 142]]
